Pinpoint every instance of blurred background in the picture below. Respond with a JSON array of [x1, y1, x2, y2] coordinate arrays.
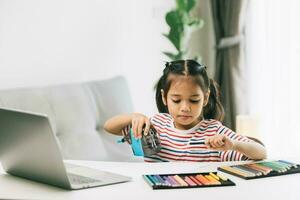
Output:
[[0, 0, 299, 159]]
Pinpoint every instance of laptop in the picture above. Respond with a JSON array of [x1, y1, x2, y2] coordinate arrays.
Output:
[[0, 107, 131, 190]]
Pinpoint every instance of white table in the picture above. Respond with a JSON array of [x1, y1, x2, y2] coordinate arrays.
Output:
[[1, 160, 300, 200]]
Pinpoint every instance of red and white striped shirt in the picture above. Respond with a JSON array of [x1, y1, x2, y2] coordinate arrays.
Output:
[[123, 113, 251, 162]]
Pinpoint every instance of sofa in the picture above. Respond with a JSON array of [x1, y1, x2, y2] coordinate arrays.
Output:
[[0, 76, 140, 161]]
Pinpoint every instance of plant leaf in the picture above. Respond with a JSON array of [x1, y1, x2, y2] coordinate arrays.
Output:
[[169, 29, 183, 51], [176, 0, 195, 12], [188, 18, 198, 25], [163, 18, 184, 51], [165, 10, 182, 28], [175, 52, 183, 60], [176, 0, 186, 11], [163, 0, 202, 61], [163, 51, 184, 61], [186, 0, 196, 13], [163, 52, 177, 60]]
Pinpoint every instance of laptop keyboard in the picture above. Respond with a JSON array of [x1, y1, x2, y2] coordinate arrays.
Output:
[[68, 173, 101, 185]]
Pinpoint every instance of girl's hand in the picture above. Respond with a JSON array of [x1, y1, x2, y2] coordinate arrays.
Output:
[[131, 113, 151, 139], [205, 135, 235, 151]]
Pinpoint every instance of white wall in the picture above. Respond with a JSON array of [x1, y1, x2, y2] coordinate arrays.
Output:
[[0, 0, 213, 117], [0, 0, 168, 116]]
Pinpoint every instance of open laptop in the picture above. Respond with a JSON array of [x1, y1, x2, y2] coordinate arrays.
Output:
[[0, 107, 131, 190]]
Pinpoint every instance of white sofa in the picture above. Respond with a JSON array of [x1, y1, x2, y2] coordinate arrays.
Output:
[[0, 76, 138, 161]]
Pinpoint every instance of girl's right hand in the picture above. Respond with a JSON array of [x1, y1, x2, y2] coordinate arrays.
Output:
[[131, 113, 151, 139]]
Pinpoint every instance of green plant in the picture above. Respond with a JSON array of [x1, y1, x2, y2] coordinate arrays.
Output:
[[163, 0, 204, 61]]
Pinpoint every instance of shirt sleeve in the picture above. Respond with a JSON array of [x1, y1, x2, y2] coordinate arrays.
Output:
[[217, 124, 251, 161]]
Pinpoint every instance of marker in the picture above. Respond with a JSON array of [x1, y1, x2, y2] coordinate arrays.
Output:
[[220, 166, 253, 178], [246, 164, 270, 175], [216, 173, 228, 181], [258, 162, 286, 173], [167, 175, 180, 186], [184, 176, 197, 186], [163, 176, 177, 187], [148, 175, 162, 186], [154, 175, 169, 186], [278, 160, 298, 168], [234, 165, 263, 176], [267, 161, 289, 172], [189, 175, 203, 185], [195, 174, 211, 185], [274, 161, 291, 170], [205, 175, 221, 185], [145, 175, 159, 186], [143, 175, 155, 187], [246, 163, 272, 175], [173, 175, 189, 186], [232, 165, 257, 177], [209, 172, 220, 180]]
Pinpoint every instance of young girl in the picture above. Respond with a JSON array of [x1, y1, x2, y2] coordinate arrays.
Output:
[[104, 60, 267, 162]]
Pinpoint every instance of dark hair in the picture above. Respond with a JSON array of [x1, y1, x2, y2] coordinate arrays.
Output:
[[155, 60, 224, 121]]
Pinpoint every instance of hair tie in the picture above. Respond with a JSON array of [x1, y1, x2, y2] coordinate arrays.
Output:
[[165, 62, 171, 68], [163, 62, 171, 75]]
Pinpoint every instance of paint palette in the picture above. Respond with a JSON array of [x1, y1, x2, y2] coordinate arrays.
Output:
[[218, 160, 300, 180], [143, 172, 235, 189]]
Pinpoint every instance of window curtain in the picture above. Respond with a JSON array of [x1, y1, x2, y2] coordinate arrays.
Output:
[[210, 0, 248, 130], [246, 0, 300, 158]]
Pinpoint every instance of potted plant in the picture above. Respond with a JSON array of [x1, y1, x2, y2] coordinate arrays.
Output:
[[163, 0, 204, 61]]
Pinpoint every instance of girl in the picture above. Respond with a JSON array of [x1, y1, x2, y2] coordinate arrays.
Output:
[[104, 60, 267, 162]]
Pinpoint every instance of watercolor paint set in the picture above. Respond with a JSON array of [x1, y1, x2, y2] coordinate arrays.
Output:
[[143, 172, 235, 190], [218, 160, 300, 180]]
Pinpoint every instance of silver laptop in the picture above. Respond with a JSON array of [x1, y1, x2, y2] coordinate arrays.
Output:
[[0, 107, 131, 190]]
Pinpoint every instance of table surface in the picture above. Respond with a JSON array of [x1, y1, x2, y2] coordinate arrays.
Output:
[[1, 159, 300, 200]]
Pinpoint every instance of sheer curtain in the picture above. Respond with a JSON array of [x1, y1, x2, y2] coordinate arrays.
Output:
[[246, 0, 300, 159], [211, 0, 249, 130]]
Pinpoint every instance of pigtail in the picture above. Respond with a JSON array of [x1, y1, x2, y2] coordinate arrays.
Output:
[[155, 64, 170, 113], [203, 79, 225, 121]]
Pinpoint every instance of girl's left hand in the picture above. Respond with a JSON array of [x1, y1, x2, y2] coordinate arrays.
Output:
[[205, 135, 235, 151]]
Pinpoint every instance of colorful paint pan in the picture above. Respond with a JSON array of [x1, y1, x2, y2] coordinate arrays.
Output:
[[142, 172, 235, 190], [218, 160, 300, 180]]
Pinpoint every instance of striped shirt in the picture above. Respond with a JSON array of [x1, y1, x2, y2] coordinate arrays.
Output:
[[124, 113, 251, 162]]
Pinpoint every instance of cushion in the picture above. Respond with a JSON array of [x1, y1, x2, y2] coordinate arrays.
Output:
[[0, 76, 137, 161]]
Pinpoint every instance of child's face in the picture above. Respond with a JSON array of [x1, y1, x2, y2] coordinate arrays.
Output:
[[162, 75, 209, 130]]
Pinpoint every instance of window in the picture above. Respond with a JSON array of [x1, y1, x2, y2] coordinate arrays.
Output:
[[246, 0, 300, 158]]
